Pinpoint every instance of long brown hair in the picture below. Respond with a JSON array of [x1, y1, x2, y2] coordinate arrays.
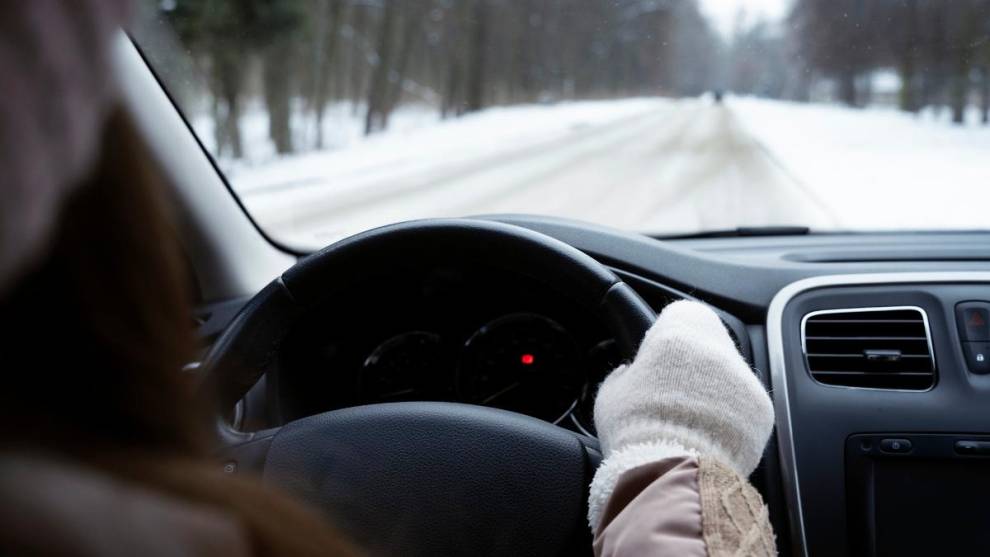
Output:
[[0, 109, 359, 556], [0, 108, 206, 454]]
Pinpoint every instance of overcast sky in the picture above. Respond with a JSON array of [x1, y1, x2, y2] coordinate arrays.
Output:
[[698, 0, 790, 37]]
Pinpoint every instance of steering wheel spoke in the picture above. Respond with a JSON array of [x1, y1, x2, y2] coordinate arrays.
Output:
[[214, 424, 279, 476]]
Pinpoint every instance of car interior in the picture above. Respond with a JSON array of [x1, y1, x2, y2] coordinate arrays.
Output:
[[104, 13, 990, 556]]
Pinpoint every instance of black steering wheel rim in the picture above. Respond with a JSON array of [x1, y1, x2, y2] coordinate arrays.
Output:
[[200, 218, 656, 555], [203, 218, 655, 419]]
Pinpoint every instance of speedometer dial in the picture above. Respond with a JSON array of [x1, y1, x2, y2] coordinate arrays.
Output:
[[459, 313, 583, 423], [360, 331, 453, 403]]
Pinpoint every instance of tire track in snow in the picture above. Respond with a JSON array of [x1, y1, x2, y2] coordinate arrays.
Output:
[[252, 100, 840, 245], [242, 103, 679, 240]]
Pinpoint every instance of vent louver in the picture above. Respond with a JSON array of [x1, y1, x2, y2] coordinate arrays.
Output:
[[802, 307, 935, 390]]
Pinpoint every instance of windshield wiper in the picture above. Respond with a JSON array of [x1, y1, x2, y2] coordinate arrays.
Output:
[[656, 226, 812, 240]]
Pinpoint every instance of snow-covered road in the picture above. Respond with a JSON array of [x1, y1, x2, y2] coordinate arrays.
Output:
[[237, 99, 838, 246], [228, 97, 988, 248]]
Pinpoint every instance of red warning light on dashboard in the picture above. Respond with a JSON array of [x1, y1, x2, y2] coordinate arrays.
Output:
[[969, 311, 986, 327], [520, 353, 535, 365]]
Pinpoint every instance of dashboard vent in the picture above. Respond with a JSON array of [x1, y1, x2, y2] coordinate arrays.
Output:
[[802, 307, 935, 390]]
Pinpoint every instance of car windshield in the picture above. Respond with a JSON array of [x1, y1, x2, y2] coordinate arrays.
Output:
[[133, 1, 990, 249]]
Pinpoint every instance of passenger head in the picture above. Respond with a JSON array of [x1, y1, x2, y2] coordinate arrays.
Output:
[[0, 1, 209, 457], [0, 0, 130, 294], [0, 109, 209, 456]]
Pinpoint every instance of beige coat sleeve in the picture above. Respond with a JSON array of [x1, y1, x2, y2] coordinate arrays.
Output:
[[593, 456, 777, 557]]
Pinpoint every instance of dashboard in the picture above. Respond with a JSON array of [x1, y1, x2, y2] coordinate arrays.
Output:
[[203, 216, 990, 557]]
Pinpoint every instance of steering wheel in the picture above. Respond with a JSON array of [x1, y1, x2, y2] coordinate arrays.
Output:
[[201, 219, 655, 556]]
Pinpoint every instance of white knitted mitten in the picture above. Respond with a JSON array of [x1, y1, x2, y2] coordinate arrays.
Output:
[[587, 300, 774, 529]]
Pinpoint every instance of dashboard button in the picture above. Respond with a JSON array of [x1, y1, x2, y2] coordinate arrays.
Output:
[[963, 342, 990, 374], [880, 438, 912, 454], [955, 440, 990, 456], [956, 302, 990, 341]]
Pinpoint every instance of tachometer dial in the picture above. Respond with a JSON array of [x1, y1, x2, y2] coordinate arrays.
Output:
[[573, 338, 622, 435], [459, 313, 582, 423]]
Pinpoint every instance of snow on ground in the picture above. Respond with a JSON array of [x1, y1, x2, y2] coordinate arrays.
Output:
[[205, 95, 990, 248], [730, 97, 990, 231], [223, 98, 663, 193], [192, 101, 441, 171], [218, 98, 670, 246]]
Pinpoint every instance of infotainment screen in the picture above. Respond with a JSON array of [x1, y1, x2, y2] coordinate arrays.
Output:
[[873, 459, 990, 556], [846, 434, 990, 557]]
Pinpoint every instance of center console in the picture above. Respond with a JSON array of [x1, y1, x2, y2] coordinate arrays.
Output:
[[768, 273, 990, 557]]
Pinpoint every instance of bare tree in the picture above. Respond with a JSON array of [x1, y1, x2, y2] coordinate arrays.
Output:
[[161, 0, 728, 152]]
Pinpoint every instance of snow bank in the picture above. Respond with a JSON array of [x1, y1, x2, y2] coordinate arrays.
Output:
[[731, 97, 990, 230]]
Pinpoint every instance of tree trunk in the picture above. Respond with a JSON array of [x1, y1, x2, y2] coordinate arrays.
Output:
[[980, 66, 990, 125], [381, 7, 420, 129], [465, 0, 488, 113], [949, 55, 970, 125], [442, 62, 461, 119], [897, 0, 919, 112], [837, 67, 858, 107], [309, 0, 344, 149], [349, 6, 369, 116], [212, 50, 243, 159], [858, 75, 873, 107], [899, 57, 918, 112], [309, 0, 329, 149], [511, 3, 533, 103], [365, 2, 396, 135], [263, 41, 295, 154]]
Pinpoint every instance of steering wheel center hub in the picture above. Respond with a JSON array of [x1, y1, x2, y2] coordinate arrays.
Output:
[[263, 402, 598, 556]]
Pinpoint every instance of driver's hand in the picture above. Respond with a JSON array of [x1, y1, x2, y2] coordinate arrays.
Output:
[[587, 300, 774, 530]]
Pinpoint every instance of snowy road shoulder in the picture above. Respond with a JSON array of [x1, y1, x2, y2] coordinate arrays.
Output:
[[730, 98, 990, 231], [228, 98, 667, 195]]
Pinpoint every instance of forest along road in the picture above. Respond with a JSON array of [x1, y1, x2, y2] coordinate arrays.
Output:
[[244, 100, 840, 245]]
